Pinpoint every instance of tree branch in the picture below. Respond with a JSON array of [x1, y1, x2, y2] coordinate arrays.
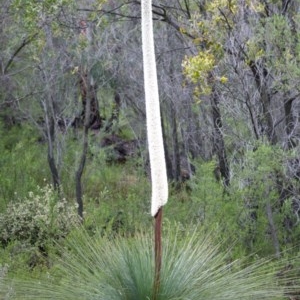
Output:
[[3, 33, 38, 74]]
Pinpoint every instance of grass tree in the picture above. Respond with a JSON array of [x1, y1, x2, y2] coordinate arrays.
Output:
[[141, 0, 168, 217], [141, 0, 169, 298], [2, 228, 299, 300]]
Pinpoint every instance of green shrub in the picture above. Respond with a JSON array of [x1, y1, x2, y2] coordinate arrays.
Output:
[[0, 185, 79, 249], [229, 144, 290, 256]]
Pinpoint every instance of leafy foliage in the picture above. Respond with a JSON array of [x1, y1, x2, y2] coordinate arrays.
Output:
[[182, 51, 216, 95]]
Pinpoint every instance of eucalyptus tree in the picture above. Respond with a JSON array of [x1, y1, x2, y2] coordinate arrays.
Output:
[[86, 0, 199, 182], [177, 0, 300, 253], [2, 0, 109, 201], [5, 0, 81, 191]]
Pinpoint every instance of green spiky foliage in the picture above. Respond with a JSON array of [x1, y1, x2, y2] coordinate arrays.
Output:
[[3, 228, 298, 300]]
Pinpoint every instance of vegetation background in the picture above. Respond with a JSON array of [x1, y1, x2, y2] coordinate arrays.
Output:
[[1, 0, 300, 298]]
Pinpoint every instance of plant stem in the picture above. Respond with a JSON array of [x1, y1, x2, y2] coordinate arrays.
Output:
[[153, 207, 163, 300]]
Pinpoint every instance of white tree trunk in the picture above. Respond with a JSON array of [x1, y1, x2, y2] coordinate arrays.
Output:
[[141, 0, 168, 216]]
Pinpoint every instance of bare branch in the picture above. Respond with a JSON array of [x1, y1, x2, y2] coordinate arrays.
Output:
[[3, 33, 38, 74]]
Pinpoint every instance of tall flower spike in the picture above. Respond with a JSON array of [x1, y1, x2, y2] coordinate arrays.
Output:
[[141, 0, 168, 216]]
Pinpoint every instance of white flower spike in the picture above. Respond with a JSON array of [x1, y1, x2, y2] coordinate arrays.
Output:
[[141, 0, 168, 216]]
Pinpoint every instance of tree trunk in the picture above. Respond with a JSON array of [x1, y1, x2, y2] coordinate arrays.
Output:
[[75, 74, 91, 220], [46, 114, 60, 190], [211, 87, 230, 187], [170, 102, 181, 182], [248, 60, 277, 144], [161, 113, 173, 180], [284, 97, 297, 149], [42, 90, 61, 191], [78, 71, 102, 130], [41, 21, 61, 191], [265, 200, 281, 258]]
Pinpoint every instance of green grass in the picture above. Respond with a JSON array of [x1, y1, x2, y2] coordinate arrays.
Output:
[[2, 227, 298, 300]]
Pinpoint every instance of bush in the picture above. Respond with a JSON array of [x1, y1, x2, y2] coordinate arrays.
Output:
[[0, 185, 79, 249]]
